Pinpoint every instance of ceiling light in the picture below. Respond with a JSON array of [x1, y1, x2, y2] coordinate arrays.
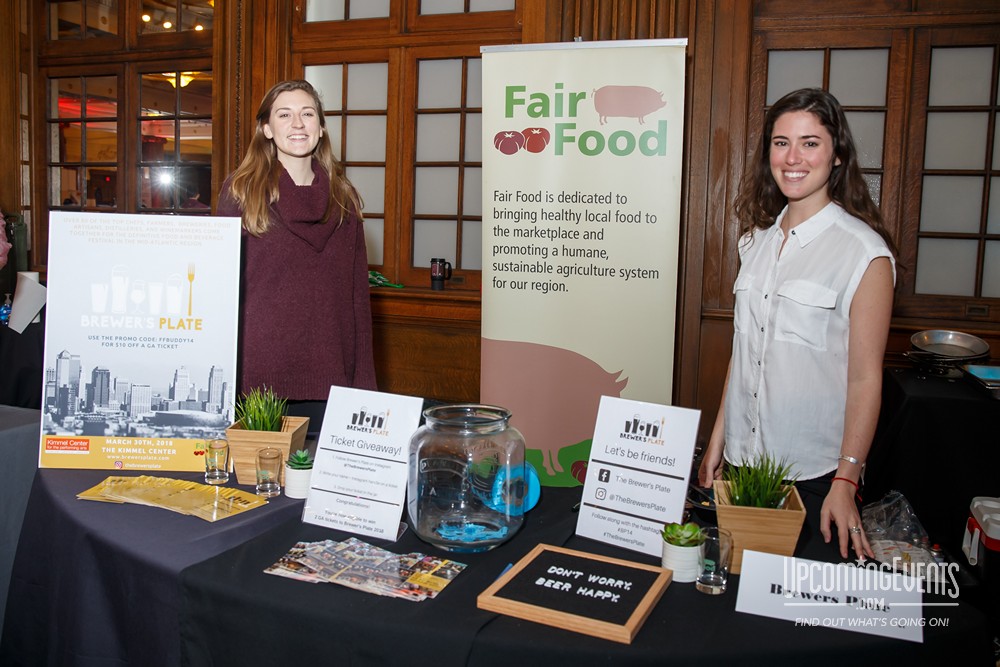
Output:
[[141, 14, 151, 22], [162, 20, 173, 29]]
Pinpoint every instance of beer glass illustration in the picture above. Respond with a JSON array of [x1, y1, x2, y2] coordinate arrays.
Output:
[[166, 274, 184, 315], [90, 283, 109, 313], [148, 282, 164, 315], [130, 279, 146, 314], [110, 265, 129, 314]]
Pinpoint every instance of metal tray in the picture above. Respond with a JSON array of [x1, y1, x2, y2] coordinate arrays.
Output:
[[910, 330, 990, 360]]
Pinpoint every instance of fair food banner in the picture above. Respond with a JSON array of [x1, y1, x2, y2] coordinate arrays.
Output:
[[480, 40, 687, 487], [576, 396, 700, 557], [302, 386, 424, 541], [40, 211, 241, 471]]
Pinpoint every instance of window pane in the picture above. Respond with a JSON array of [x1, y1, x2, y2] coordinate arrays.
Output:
[[141, 166, 174, 208], [929, 47, 993, 106], [178, 119, 212, 161], [989, 177, 1000, 235], [924, 112, 988, 170], [466, 58, 482, 107], [57, 122, 82, 162], [141, 120, 173, 161], [345, 116, 387, 162], [349, 0, 390, 19], [141, 0, 176, 33], [306, 0, 344, 21], [463, 166, 481, 216], [420, 0, 465, 14], [418, 60, 463, 108], [86, 167, 117, 207], [50, 0, 81, 40], [364, 217, 385, 265], [85, 76, 117, 118], [830, 49, 888, 106], [470, 0, 515, 10], [51, 167, 79, 206], [180, 75, 213, 116], [863, 173, 881, 206], [416, 113, 460, 161], [983, 241, 1000, 298], [182, 0, 213, 31], [51, 78, 82, 118], [346, 166, 385, 215], [766, 50, 823, 105], [461, 220, 482, 269], [86, 0, 117, 37], [915, 238, 978, 296], [920, 176, 982, 233], [845, 112, 884, 169], [994, 119, 1000, 171], [465, 113, 482, 162], [141, 73, 178, 116], [413, 220, 456, 267], [347, 63, 389, 110], [178, 166, 212, 209], [306, 65, 344, 111], [414, 167, 458, 214], [86, 121, 118, 162]]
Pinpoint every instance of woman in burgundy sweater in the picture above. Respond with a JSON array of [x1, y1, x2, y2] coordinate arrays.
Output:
[[217, 80, 377, 407]]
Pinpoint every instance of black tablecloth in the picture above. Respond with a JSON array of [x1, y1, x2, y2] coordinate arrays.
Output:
[[0, 469, 306, 666], [179, 487, 994, 667], [0, 321, 44, 409], [0, 406, 40, 636], [867, 368, 1000, 559]]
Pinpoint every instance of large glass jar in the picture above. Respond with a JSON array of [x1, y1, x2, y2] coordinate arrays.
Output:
[[407, 404, 539, 552]]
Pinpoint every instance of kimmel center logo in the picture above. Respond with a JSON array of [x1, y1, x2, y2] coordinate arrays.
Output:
[[620, 414, 665, 445], [346, 406, 390, 436]]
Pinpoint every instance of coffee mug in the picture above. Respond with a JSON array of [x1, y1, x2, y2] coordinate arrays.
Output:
[[430, 258, 452, 290]]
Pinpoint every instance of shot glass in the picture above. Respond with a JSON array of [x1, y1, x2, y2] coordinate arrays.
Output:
[[696, 527, 733, 595], [255, 447, 282, 497], [204, 438, 230, 485]]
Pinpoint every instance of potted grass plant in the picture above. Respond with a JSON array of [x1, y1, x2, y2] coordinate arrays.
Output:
[[714, 452, 806, 574], [226, 386, 309, 486], [660, 521, 705, 583], [284, 448, 315, 499]]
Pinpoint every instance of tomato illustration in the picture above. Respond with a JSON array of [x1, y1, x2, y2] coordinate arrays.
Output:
[[522, 127, 550, 153], [494, 130, 525, 155]]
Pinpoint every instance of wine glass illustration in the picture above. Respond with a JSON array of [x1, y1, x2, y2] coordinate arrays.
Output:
[[130, 279, 147, 314]]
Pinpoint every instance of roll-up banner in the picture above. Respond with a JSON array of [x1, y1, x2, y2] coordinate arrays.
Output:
[[39, 212, 241, 471], [481, 40, 687, 486]]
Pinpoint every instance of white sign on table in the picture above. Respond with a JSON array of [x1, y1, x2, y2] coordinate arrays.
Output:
[[575, 395, 700, 557], [735, 550, 938, 643], [302, 387, 423, 541]]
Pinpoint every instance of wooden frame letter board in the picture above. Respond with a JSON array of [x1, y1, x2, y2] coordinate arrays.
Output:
[[477, 543, 671, 644]]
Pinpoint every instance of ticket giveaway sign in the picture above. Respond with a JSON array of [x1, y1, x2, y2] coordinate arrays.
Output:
[[40, 212, 241, 471], [576, 396, 700, 557], [303, 387, 423, 541]]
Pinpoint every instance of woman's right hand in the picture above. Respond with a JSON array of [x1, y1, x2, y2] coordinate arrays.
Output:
[[698, 437, 724, 488]]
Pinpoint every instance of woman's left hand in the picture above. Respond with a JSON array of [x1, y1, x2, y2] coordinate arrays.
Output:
[[820, 482, 874, 561]]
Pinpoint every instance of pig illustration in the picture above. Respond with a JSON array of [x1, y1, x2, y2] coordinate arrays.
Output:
[[592, 85, 666, 125], [481, 338, 629, 478]]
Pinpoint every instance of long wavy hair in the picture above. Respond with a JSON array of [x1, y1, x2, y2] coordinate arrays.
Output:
[[225, 79, 362, 236], [734, 88, 894, 253]]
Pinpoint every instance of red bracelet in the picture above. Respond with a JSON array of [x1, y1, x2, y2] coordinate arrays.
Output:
[[832, 476, 862, 502], [832, 476, 858, 491]]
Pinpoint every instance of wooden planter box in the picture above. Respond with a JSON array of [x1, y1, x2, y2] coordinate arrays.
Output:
[[226, 416, 309, 486], [713, 480, 806, 575]]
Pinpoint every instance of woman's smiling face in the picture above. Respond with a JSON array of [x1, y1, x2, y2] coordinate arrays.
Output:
[[769, 110, 840, 217], [263, 89, 323, 165]]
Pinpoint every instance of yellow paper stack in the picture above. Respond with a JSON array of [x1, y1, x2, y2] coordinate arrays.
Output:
[[77, 475, 268, 522]]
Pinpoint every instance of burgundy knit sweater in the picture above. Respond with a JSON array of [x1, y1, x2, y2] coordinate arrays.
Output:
[[217, 160, 377, 399]]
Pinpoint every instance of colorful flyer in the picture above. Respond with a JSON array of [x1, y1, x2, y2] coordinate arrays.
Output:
[[575, 395, 700, 557], [302, 386, 423, 541], [40, 211, 241, 471]]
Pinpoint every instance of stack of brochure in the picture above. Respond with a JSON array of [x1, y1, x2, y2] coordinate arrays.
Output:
[[266, 537, 467, 602], [77, 475, 267, 522]]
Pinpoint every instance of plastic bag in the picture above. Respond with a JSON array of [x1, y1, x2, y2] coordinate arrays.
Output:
[[861, 490, 938, 568]]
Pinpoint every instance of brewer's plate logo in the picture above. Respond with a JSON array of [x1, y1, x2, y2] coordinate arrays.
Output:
[[346, 406, 390, 436], [620, 413, 664, 445]]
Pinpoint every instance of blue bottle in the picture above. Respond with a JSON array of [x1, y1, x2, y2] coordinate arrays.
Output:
[[0, 293, 11, 326]]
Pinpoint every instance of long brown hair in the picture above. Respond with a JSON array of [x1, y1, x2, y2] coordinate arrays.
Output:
[[225, 79, 362, 236], [734, 88, 895, 253]]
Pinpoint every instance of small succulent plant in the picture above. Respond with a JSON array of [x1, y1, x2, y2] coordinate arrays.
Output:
[[287, 448, 314, 470], [661, 521, 705, 547]]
